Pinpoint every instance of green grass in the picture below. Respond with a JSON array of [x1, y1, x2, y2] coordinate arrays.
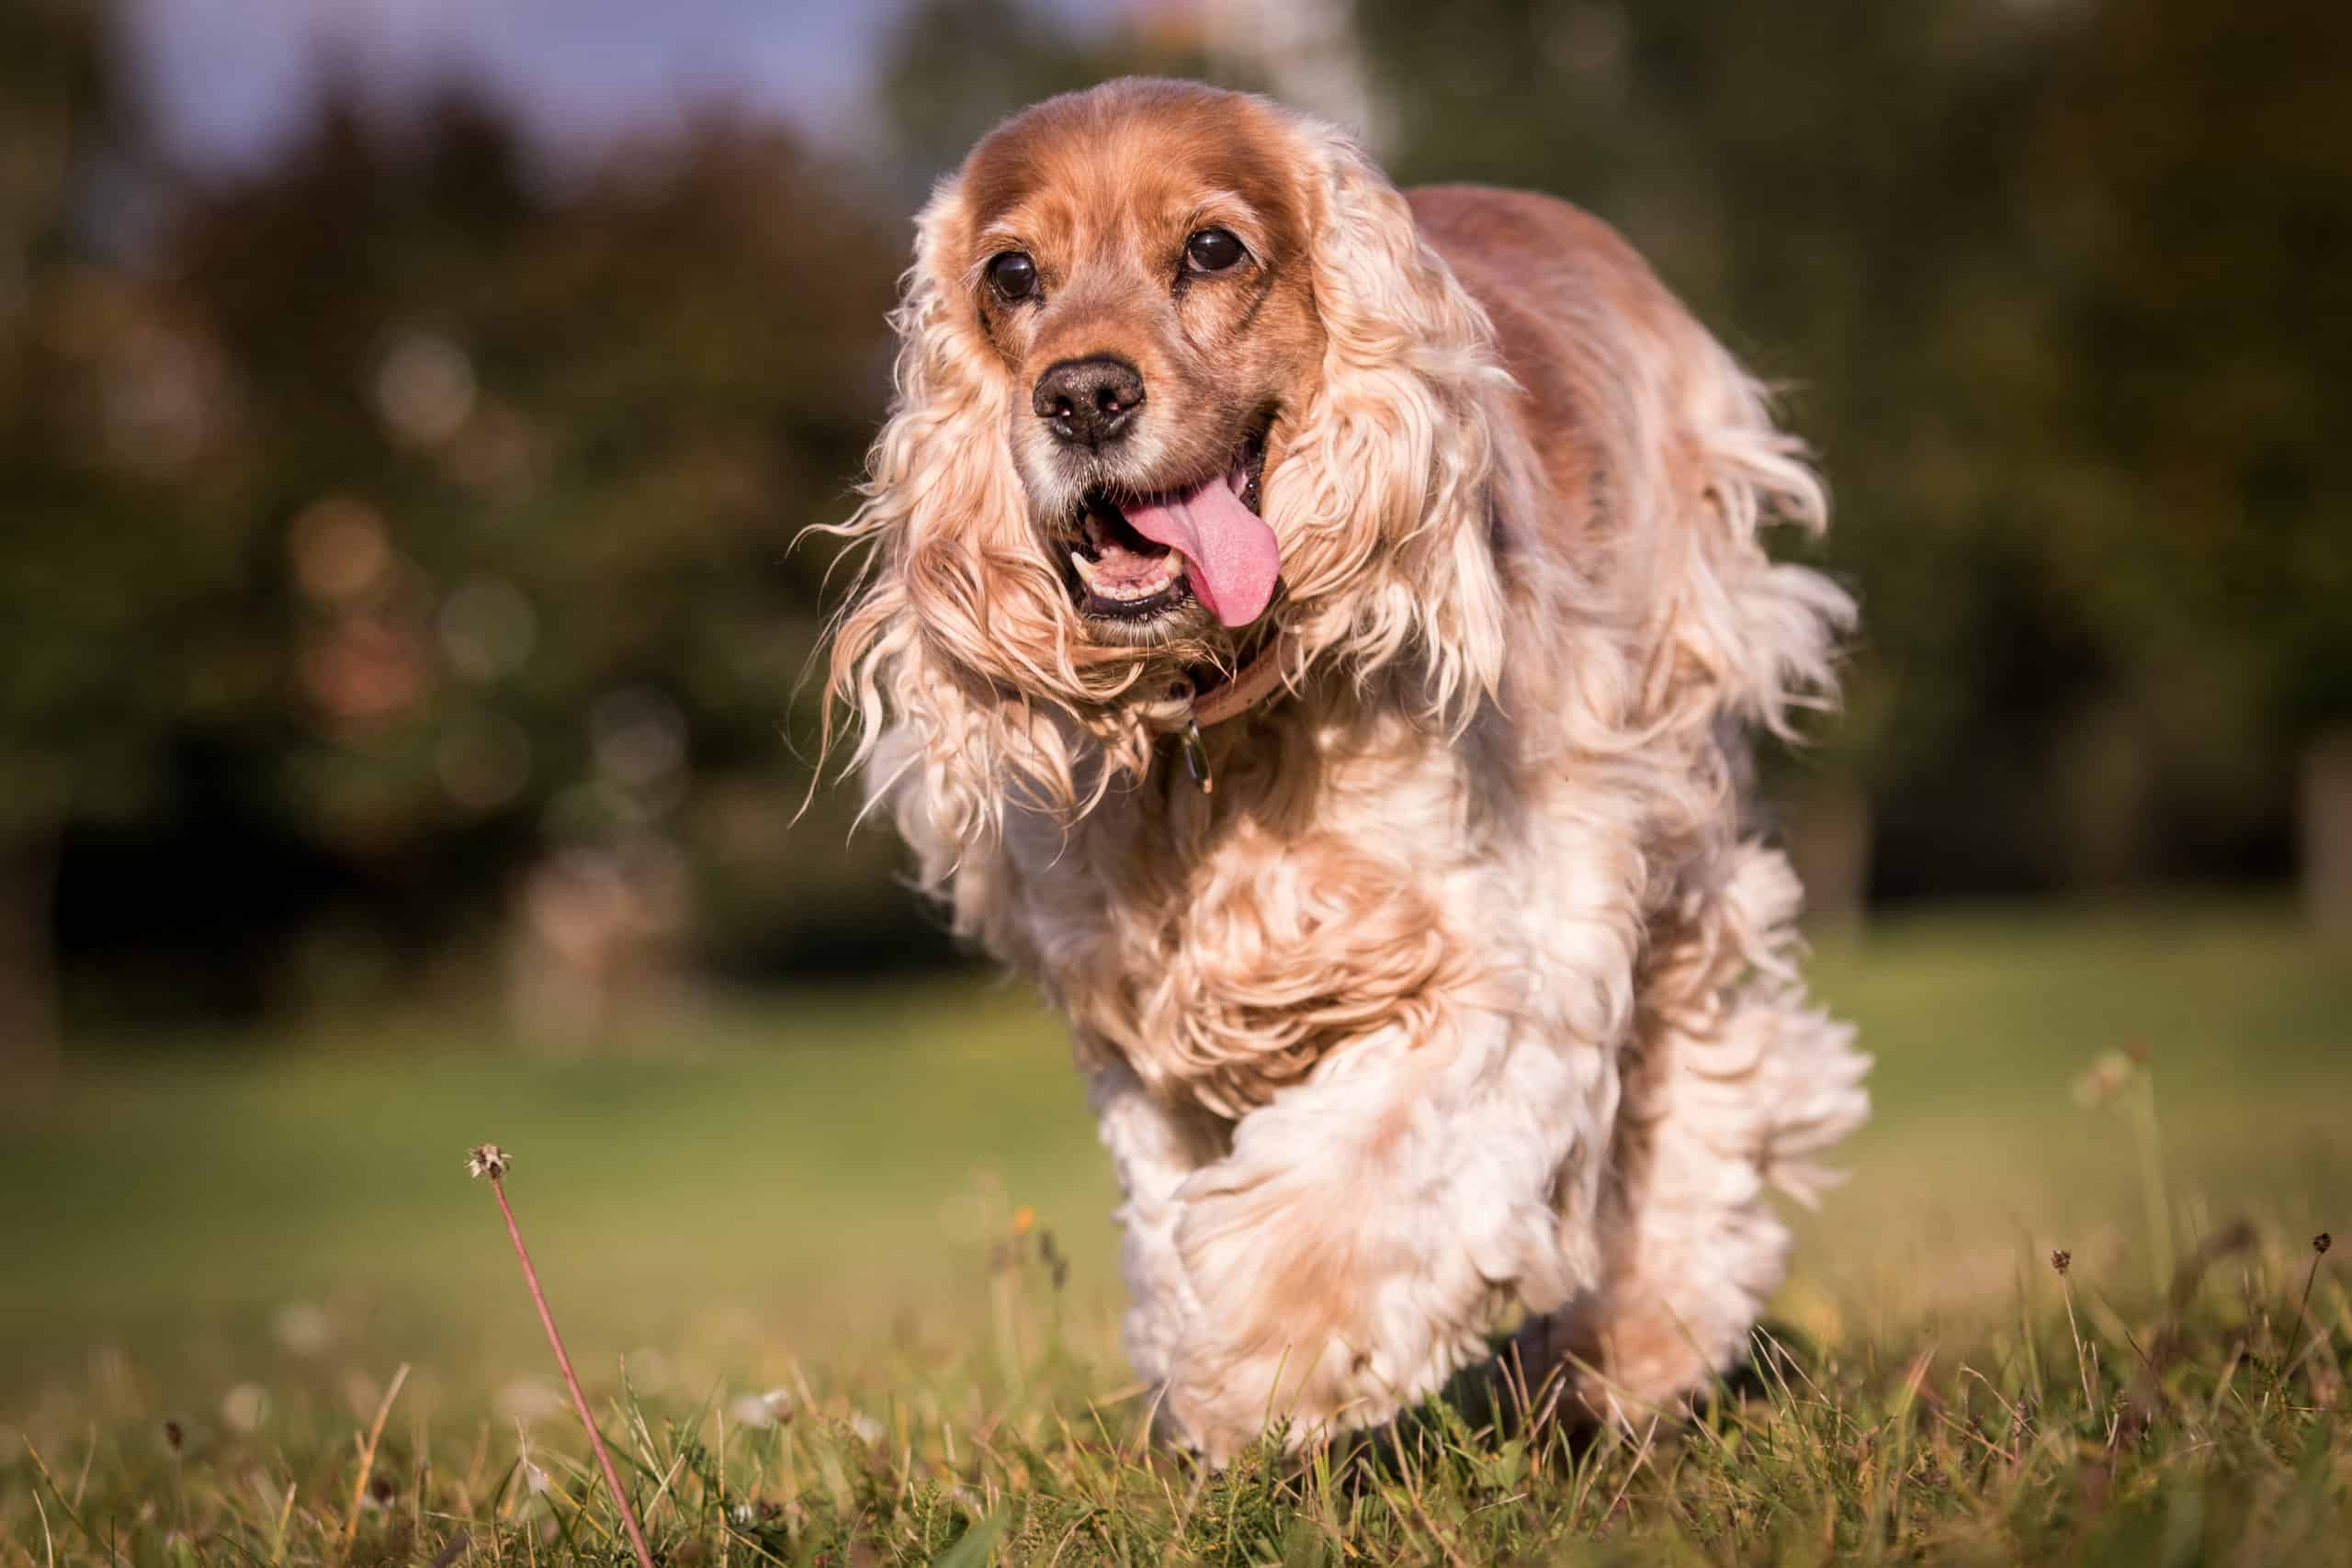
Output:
[[2, 900, 2347, 1564]]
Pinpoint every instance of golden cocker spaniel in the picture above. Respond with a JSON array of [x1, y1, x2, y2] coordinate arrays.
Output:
[[824, 77, 1869, 1460]]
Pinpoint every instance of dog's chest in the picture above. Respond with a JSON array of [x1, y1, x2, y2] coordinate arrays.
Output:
[[998, 745, 1489, 1116]]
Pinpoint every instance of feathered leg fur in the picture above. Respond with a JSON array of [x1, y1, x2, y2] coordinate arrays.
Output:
[[1098, 1011, 1617, 1461], [1514, 844, 1870, 1425]]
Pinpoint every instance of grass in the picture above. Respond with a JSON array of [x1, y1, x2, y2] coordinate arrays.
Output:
[[2, 899, 2346, 1564]]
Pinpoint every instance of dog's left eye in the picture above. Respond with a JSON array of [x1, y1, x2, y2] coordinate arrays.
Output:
[[1183, 229, 1246, 274], [987, 251, 1039, 301]]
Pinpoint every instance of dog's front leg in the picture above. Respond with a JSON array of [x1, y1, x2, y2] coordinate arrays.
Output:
[[1148, 1013, 1614, 1461], [1086, 1051, 1227, 1393], [1511, 847, 1871, 1428]]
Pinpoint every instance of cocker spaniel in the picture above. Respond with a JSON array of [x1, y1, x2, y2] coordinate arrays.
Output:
[[823, 78, 1869, 1461]]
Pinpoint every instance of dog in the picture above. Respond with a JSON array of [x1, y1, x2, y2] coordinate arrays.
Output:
[[821, 77, 1869, 1461]]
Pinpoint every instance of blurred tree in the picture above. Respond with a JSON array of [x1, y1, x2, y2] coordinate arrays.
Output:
[[4, 65, 934, 1043], [1348, 0, 2348, 908], [2016, 0, 2352, 918], [0, 0, 169, 1077], [158, 88, 919, 1019]]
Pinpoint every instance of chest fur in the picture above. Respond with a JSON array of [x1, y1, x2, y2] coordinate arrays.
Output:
[[992, 739, 1489, 1118]]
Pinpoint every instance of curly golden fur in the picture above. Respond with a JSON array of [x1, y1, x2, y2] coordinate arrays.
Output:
[[820, 78, 1870, 1460]]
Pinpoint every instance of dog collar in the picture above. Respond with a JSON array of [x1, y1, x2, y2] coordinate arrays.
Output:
[[1171, 626, 1294, 793]]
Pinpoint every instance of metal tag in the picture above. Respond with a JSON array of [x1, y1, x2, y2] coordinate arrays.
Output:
[[1179, 718, 1213, 794]]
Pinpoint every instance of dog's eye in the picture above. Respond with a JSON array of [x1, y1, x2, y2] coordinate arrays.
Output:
[[987, 251, 1038, 301], [1183, 229, 1246, 275]]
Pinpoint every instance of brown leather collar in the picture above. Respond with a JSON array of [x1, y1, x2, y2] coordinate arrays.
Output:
[[1169, 627, 1294, 794], [1190, 627, 1294, 728]]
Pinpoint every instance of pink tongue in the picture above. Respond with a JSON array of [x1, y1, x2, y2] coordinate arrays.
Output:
[[1120, 476, 1281, 628]]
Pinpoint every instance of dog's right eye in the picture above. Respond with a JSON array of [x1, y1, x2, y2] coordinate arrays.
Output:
[[1183, 228, 1246, 274], [987, 252, 1038, 301]]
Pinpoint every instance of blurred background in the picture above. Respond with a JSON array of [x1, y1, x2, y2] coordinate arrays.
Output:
[[0, 0, 2345, 1417]]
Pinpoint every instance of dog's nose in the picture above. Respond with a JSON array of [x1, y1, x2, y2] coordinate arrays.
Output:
[[1034, 355, 1145, 448]]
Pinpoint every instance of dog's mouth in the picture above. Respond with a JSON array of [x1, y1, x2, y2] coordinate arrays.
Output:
[[1061, 425, 1277, 629]]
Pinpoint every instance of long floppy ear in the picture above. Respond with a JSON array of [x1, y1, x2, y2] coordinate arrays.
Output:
[[820, 179, 1158, 863], [1267, 124, 1516, 728], [1653, 344, 1852, 741]]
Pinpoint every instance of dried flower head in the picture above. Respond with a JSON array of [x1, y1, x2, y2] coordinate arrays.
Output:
[[1039, 1229, 1069, 1290], [2051, 1249, 2072, 1276], [2318, 1233, 2334, 1256], [2070, 1051, 2136, 1110], [163, 1419, 184, 1451], [466, 1144, 513, 1180]]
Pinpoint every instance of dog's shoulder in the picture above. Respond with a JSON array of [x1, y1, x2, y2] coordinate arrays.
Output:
[[1407, 185, 1622, 265], [1405, 183, 1693, 351], [1403, 186, 1652, 538]]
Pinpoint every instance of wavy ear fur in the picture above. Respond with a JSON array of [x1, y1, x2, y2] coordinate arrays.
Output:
[[1664, 350, 1852, 741], [1268, 124, 1515, 729], [820, 180, 1160, 871], [1274, 121, 1847, 754]]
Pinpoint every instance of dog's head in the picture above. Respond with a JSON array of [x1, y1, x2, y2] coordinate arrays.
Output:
[[959, 83, 1320, 645], [829, 79, 1510, 812]]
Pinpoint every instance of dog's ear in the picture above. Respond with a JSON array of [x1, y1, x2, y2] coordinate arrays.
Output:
[[820, 178, 1157, 845], [1645, 347, 1852, 742], [1271, 126, 1512, 730], [835, 177, 1044, 697]]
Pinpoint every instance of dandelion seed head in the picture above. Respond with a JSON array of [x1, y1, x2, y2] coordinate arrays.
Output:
[[220, 1382, 269, 1433], [273, 1301, 333, 1356], [727, 1389, 795, 1429], [467, 1144, 513, 1179], [494, 1378, 564, 1424]]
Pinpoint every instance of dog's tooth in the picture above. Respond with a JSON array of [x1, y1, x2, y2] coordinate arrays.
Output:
[[1069, 550, 1099, 586]]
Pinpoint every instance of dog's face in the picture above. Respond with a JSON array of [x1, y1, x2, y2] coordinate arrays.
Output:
[[951, 82, 1326, 647]]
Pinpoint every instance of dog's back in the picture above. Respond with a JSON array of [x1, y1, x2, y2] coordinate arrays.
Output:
[[1412, 181, 1849, 748], [1410, 186, 1671, 550]]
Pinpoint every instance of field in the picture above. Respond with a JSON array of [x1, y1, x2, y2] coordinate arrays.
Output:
[[3, 901, 2347, 1564]]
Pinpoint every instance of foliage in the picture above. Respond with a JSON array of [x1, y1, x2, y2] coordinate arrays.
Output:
[[2, 38, 924, 1018], [154, 92, 910, 973]]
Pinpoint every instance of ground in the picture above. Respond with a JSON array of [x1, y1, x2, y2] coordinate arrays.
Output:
[[1, 900, 2346, 1564]]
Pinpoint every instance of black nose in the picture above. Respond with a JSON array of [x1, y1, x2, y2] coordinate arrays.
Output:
[[1033, 355, 1145, 448]]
